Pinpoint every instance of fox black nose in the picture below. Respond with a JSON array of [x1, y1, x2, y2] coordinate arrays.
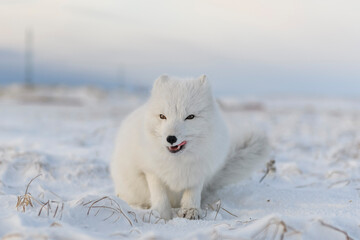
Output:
[[167, 135, 177, 144]]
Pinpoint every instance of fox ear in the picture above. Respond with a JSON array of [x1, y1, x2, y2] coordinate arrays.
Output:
[[198, 74, 209, 87], [152, 74, 170, 92], [152, 75, 169, 95], [153, 74, 169, 89]]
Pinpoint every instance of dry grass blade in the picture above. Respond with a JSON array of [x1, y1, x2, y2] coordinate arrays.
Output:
[[328, 179, 350, 189], [36, 199, 64, 219], [154, 217, 165, 224], [25, 174, 42, 195], [2, 233, 24, 240], [16, 174, 42, 212], [84, 196, 133, 227], [278, 221, 287, 240], [109, 229, 141, 238], [142, 210, 166, 224], [201, 208, 208, 219], [236, 218, 257, 225], [206, 200, 238, 220], [103, 211, 115, 221], [148, 210, 153, 223], [220, 207, 238, 218], [214, 200, 221, 220], [127, 210, 138, 223], [259, 160, 276, 183], [50, 222, 62, 227], [16, 194, 33, 212], [319, 220, 354, 240], [251, 217, 300, 240], [38, 200, 51, 217], [86, 196, 108, 215], [16, 174, 65, 219], [59, 203, 64, 220], [129, 228, 141, 235], [53, 205, 59, 218]]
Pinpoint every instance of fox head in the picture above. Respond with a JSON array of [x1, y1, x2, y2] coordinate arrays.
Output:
[[145, 75, 217, 155]]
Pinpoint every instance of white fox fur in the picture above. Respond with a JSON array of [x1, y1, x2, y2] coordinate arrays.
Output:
[[111, 75, 269, 220]]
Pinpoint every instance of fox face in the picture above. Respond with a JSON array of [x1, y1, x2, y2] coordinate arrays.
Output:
[[145, 75, 215, 155]]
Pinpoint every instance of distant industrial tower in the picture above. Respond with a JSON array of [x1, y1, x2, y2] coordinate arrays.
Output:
[[25, 28, 33, 86]]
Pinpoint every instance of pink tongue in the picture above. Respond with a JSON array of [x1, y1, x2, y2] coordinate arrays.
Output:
[[170, 141, 186, 150]]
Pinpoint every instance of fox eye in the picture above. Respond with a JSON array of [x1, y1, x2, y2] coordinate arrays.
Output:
[[159, 114, 167, 120], [185, 114, 195, 120]]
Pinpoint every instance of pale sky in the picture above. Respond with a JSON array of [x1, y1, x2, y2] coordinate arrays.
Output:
[[1, 0, 360, 96]]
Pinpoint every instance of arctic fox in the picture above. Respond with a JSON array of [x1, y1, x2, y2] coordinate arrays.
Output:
[[111, 75, 269, 220]]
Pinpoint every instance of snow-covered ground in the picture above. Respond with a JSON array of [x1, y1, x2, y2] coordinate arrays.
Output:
[[0, 85, 359, 240]]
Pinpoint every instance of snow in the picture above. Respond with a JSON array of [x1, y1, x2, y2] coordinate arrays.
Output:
[[0, 85, 359, 240]]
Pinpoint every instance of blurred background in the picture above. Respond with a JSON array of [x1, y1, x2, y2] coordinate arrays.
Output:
[[1, 0, 360, 97]]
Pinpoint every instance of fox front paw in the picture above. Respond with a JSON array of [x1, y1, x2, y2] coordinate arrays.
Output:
[[178, 208, 201, 220]]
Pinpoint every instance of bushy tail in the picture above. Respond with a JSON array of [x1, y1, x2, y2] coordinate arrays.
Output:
[[205, 130, 270, 194]]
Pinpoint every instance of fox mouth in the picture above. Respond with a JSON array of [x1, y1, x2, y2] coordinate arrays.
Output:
[[167, 141, 187, 153]]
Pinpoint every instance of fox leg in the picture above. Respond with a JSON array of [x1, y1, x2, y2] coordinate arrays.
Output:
[[178, 183, 203, 220], [146, 173, 172, 220]]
